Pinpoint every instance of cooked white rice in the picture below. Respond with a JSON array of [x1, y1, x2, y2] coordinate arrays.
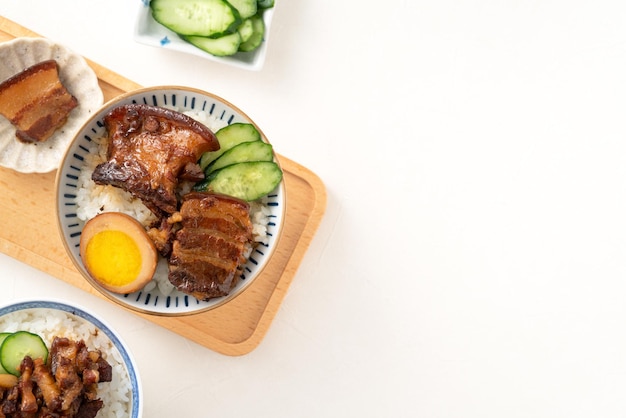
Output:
[[0, 309, 132, 417], [74, 109, 272, 296]]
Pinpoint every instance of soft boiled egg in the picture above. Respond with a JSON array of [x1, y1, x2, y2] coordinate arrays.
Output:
[[79, 212, 157, 294]]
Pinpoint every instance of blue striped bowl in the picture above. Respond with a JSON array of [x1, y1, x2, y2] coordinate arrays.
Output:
[[55, 86, 285, 315], [0, 299, 142, 417]]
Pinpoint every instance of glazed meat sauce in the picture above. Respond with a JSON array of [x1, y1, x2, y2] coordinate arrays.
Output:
[[0, 337, 112, 418]]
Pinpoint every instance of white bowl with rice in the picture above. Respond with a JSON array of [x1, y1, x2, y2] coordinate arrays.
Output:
[[0, 299, 142, 417], [55, 86, 285, 316]]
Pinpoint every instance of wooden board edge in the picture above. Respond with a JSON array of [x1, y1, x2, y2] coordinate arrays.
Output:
[[0, 15, 329, 356], [214, 159, 327, 355], [0, 16, 38, 38]]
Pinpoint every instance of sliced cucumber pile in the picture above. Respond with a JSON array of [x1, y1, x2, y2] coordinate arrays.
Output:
[[150, 0, 273, 57], [151, 0, 242, 37], [205, 140, 274, 174], [237, 14, 265, 53], [0, 331, 48, 376], [183, 32, 242, 57], [195, 123, 282, 201], [228, 0, 258, 19], [196, 161, 283, 201], [200, 122, 262, 170]]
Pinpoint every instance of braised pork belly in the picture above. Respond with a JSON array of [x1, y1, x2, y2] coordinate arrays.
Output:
[[92, 104, 220, 216], [0, 59, 78, 143], [168, 192, 254, 301]]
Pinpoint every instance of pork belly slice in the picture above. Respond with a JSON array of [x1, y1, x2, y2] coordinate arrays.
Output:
[[168, 192, 253, 301], [0, 59, 78, 143], [92, 104, 220, 215]]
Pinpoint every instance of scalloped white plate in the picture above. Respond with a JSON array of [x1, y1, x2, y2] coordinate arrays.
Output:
[[0, 37, 103, 173], [133, 0, 275, 71]]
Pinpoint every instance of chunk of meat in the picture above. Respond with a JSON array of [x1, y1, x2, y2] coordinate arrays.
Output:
[[76, 344, 112, 386], [50, 338, 81, 403], [76, 399, 104, 418], [147, 213, 182, 257], [92, 104, 220, 215], [32, 357, 62, 412], [50, 337, 79, 375], [18, 356, 37, 413], [1, 385, 18, 416], [168, 192, 253, 300], [0, 59, 78, 143]]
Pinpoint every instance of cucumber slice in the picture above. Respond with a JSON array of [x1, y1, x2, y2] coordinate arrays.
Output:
[[199, 123, 262, 170], [257, 0, 274, 9], [237, 18, 254, 43], [194, 161, 283, 201], [151, 0, 242, 37], [0, 331, 48, 376], [182, 32, 242, 56], [0, 333, 10, 374], [238, 14, 265, 52], [227, 0, 257, 19], [206, 140, 274, 174]]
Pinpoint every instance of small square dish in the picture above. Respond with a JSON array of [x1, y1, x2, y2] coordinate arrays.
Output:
[[133, 0, 275, 71]]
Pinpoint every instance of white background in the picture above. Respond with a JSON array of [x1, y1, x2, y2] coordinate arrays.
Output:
[[2, 1, 626, 417]]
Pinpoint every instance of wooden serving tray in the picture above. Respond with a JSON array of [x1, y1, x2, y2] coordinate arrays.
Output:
[[0, 17, 327, 356]]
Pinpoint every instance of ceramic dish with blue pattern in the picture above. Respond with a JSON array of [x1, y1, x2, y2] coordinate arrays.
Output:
[[133, 0, 276, 71], [55, 86, 285, 316], [0, 299, 142, 417]]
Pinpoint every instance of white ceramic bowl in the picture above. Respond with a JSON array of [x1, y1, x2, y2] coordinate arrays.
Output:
[[134, 0, 276, 71], [0, 37, 103, 173], [56, 86, 285, 316], [0, 299, 142, 417]]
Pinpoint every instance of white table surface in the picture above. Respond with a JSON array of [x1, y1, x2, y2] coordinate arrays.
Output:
[[2, 1, 626, 417]]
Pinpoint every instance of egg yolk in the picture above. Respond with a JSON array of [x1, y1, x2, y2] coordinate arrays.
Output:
[[84, 230, 142, 286]]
